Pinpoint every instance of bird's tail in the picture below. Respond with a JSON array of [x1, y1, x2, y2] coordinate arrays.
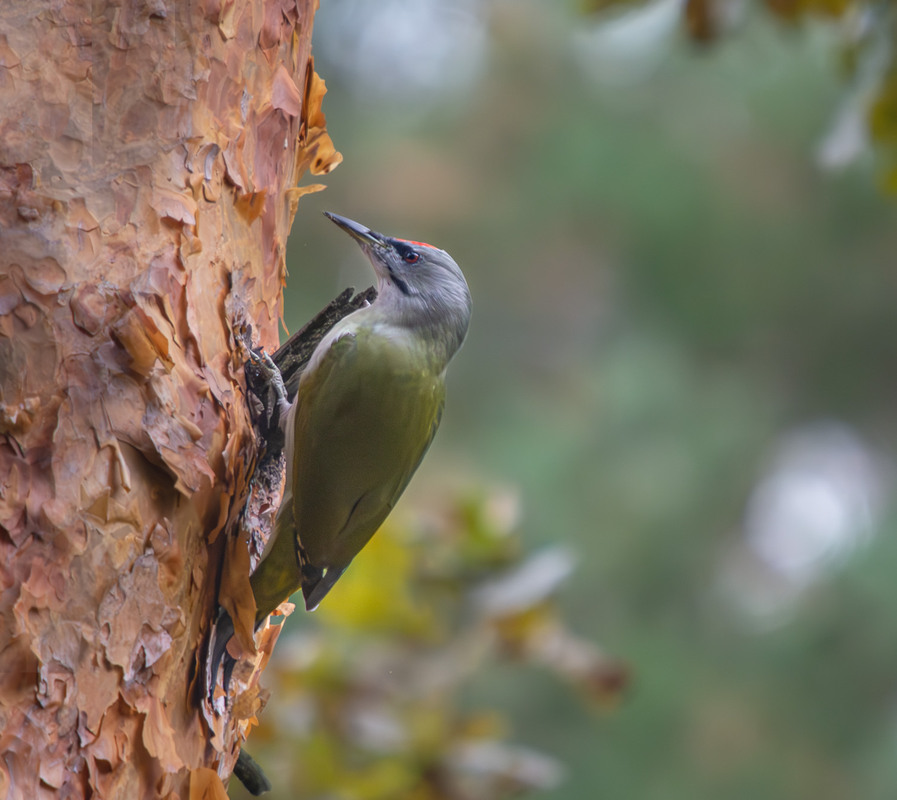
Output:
[[233, 749, 272, 795], [207, 606, 237, 703], [301, 563, 345, 611]]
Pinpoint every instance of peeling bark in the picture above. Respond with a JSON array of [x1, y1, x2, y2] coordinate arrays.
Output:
[[0, 1, 337, 797]]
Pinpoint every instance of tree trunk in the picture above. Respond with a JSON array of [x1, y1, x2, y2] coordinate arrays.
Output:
[[0, 1, 338, 797]]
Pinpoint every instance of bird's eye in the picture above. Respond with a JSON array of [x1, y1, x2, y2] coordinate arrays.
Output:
[[403, 251, 419, 264]]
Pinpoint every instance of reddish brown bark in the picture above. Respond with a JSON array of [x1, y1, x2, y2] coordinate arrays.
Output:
[[0, 1, 338, 797]]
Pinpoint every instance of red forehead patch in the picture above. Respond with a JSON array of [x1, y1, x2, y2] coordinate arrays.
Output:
[[397, 238, 435, 249]]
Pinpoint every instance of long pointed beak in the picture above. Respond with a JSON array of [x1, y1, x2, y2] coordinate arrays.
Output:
[[324, 212, 388, 249]]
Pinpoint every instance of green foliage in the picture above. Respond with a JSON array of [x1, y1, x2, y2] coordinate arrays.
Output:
[[580, 0, 897, 191]]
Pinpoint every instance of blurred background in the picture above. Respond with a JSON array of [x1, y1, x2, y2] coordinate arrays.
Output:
[[236, 2, 897, 798]]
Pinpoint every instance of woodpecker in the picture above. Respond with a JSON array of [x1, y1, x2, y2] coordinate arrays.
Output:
[[244, 212, 470, 618], [215, 213, 470, 794]]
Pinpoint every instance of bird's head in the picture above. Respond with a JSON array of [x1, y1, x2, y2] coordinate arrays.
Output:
[[324, 212, 471, 359]]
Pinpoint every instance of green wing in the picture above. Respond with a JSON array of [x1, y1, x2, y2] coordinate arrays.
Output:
[[251, 328, 445, 619], [293, 329, 445, 565]]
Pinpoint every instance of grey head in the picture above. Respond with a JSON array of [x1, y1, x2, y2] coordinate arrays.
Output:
[[324, 212, 472, 365]]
